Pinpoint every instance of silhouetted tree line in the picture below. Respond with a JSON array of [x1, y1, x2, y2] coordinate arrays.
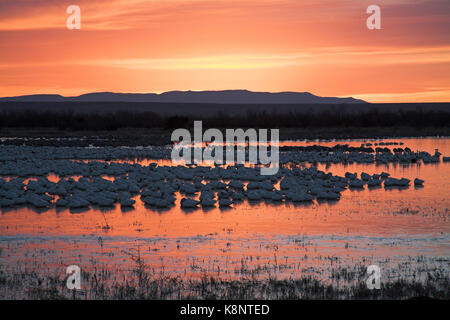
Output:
[[0, 108, 449, 131]]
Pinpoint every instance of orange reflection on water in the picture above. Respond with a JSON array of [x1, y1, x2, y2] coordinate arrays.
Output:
[[0, 138, 449, 279]]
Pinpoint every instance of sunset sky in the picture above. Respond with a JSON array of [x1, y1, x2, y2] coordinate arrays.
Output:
[[0, 0, 449, 102]]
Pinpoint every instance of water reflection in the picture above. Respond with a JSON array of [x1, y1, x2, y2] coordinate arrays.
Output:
[[0, 138, 449, 280]]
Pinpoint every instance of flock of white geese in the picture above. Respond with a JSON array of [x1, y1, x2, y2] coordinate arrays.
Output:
[[0, 143, 446, 211]]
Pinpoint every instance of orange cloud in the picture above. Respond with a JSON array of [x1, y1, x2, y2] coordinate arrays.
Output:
[[0, 0, 449, 102]]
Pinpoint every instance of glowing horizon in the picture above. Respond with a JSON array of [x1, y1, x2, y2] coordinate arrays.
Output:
[[1, 0, 449, 103]]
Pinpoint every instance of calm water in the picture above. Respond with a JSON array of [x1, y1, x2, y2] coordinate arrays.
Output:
[[0, 138, 449, 283]]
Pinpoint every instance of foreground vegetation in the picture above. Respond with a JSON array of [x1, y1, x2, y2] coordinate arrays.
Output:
[[2, 271, 448, 300], [1, 259, 448, 300]]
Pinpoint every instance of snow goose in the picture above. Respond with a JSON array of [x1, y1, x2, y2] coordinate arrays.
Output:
[[201, 197, 216, 207], [180, 198, 200, 208], [56, 198, 69, 207], [247, 190, 262, 201], [219, 198, 233, 207]]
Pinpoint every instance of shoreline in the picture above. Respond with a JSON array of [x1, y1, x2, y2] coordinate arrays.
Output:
[[1, 126, 449, 147]]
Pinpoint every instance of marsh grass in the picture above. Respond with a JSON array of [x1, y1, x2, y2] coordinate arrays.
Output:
[[1, 268, 448, 300], [1, 252, 448, 300]]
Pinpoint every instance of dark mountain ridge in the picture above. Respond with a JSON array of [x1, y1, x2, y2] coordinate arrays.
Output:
[[0, 90, 366, 104]]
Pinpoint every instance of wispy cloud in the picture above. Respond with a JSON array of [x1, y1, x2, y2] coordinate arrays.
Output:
[[353, 88, 450, 103], [81, 46, 450, 70], [1, 46, 449, 70], [85, 53, 311, 70], [2, 0, 448, 31], [0, 0, 448, 101], [0, 0, 291, 31]]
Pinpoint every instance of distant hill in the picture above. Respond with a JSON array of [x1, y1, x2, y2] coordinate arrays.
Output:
[[0, 90, 366, 104]]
